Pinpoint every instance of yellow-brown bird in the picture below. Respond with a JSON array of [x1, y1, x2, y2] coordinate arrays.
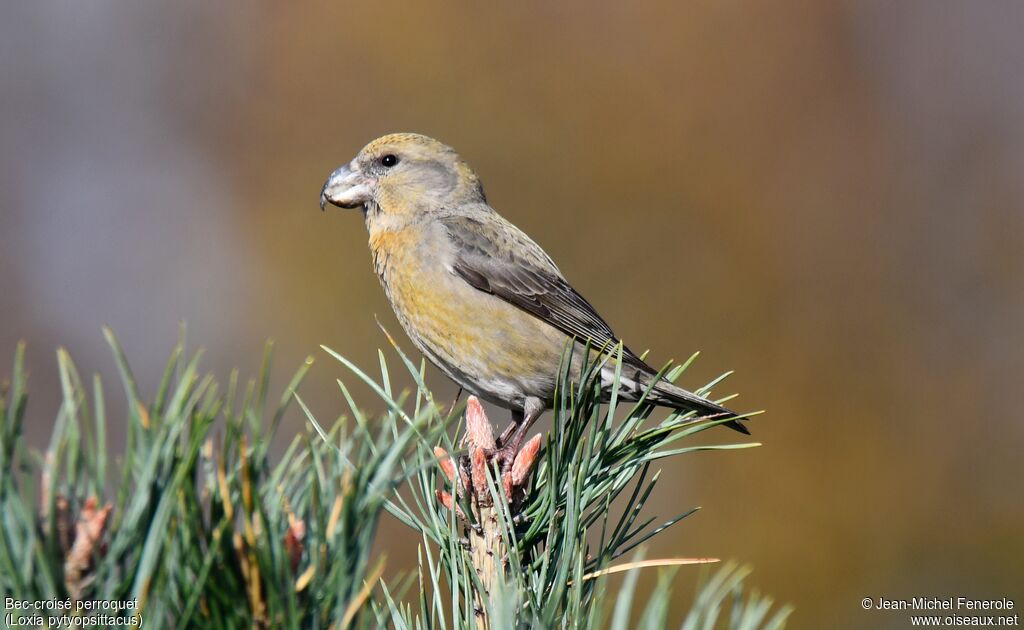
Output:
[[320, 133, 748, 461]]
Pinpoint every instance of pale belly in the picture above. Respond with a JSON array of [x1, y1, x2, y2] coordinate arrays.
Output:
[[388, 265, 568, 409], [372, 242, 567, 409]]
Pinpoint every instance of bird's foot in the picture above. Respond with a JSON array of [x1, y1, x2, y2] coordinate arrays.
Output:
[[493, 443, 518, 473], [494, 414, 537, 472], [433, 396, 542, 511]]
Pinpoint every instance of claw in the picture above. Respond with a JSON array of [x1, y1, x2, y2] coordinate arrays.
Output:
[[434, 396, 542, 510]]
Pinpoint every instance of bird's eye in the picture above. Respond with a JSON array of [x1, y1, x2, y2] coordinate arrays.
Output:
[[381, 154, 399, 168]]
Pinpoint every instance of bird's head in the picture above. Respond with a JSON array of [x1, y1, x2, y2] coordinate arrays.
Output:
[[320, 133, 485, 217]]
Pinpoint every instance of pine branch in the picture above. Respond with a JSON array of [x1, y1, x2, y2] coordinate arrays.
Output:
[[0, 330, 789, 628]]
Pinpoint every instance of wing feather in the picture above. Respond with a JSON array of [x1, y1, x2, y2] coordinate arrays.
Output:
[[438, 211, 749, 434], [440, 213, 649, 369]]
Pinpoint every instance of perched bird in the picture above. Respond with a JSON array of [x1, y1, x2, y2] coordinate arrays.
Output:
[[320, 133, 748, 461]]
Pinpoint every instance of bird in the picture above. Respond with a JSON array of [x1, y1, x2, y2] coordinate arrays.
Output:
[[320, 133, 748, 462]]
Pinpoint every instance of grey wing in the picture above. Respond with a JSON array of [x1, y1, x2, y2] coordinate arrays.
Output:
[[439, 211, 750, 434], [439, 213, 650, 369]]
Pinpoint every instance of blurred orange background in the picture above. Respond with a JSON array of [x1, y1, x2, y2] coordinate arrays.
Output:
[[2, 2, 1022, 627]]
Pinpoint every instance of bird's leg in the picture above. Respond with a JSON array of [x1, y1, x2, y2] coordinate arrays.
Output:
[[498, 409, 523, 449], [495, 398, 544, 471]]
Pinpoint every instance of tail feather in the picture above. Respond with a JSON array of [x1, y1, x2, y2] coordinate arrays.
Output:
[[601, 348, 751, 435], [650, 380, 750, 434]]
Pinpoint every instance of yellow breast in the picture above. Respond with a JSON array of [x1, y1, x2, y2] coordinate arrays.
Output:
[[368, 222, 567, 401]]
